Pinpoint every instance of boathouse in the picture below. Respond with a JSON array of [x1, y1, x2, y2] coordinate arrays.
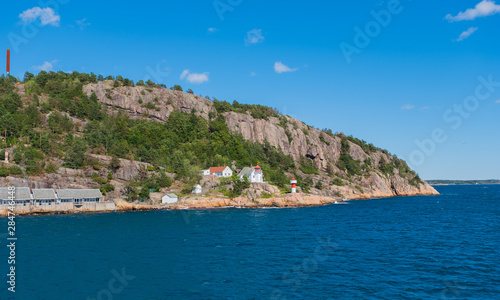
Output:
[[33, 189, 57, 205]]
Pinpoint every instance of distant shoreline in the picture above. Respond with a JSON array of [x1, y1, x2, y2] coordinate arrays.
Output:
[[431, 183, 500, 186], [427, 180, 500, 186]]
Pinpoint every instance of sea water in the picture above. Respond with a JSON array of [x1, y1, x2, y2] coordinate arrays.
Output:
[[1, 185, 498, 299]]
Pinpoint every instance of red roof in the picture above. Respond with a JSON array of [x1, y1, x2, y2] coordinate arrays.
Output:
[[210, 166, 228, 173], [254, 164, 262, 172]]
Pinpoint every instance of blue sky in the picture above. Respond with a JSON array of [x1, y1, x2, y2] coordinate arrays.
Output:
[[1, 0, 500, 180]]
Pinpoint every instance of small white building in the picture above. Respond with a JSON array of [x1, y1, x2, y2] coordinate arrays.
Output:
[[162, 193, 178, 204], [201, 169, 210, 176], [208, 166, 233, 178], [238, 164, 264, 183], [192, 184, 202, 195]]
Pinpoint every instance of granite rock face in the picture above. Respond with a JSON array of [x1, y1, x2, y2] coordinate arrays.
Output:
[[83, 81, 216, 121], [81, 82, 438, 199]]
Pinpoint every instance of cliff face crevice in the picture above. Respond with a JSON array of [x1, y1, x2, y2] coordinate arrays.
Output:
[[82, 82, 439, 198]]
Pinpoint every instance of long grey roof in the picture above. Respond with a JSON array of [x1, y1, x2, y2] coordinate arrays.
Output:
[[238, 167, 254, 177], [56, 189, 103, 199], [33, 189, 57, 200], [0, 187, 32, 201], [164, 193, 178, 198]]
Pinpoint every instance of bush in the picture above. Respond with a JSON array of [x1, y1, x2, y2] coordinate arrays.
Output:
[[302, 176, 314, 187], [319, 134, 330, 145], [100, 183, 115, 195], [285, 130, 293, 143], [315, 180, 323, 190], [139, 187, 150, 200], [45, 163, 58, 174], [345, 135, 377, 153], [109, 156, 121, 172], [144, 102, 156, 110], [409, 175, 422, 187], [331, 178, 345, 186], [25, 160, 43, 176], [212, 99, 279, 120], [378, 157, 395, 176], [0, 166, 9, 177], [260, 192, 273, 199], [171, 85, 183, 92], [226, 176, 250, 198], [299, 156, 319, 175], [336, 137, 362, 176]]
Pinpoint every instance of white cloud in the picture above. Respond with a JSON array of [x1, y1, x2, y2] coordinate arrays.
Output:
[[245, 29, 264, 45], [76, 18, 90, 30], [274, 62, 298, 74], [446, 0, 500, 22], [456, 27, 479, 41], [19, 7, 60, 26], [250, 72, 257, 77], [180, 70, 209, 84], [420, 106, 431, 110], [33, 60, 57, 71], [207, 27, 219, 33], [401, 104, 415, 110], [180, 69, 189, 80], [496, 99, 500, 103]]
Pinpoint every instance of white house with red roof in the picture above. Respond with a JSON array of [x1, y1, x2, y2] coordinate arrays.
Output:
[[238, 164, 264, 183], [202, 166, 233, 178]]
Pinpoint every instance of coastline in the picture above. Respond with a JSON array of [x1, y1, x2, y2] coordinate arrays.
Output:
[[0, 189, 439, 216], [430, 183, 500, 186]]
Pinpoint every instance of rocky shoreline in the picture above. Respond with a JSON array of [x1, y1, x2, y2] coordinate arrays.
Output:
[[1, 189, 440, 216]]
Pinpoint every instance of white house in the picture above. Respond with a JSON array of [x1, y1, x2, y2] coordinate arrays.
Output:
[[238, 164, 264, 183], [201, 169, 210, 176], [208, 166, 233, 178], [192, 184, 202, 194], [162, 193, 178, 204]]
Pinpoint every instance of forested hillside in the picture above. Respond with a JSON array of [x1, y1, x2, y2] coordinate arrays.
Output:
[[0, 71, 438, 200]]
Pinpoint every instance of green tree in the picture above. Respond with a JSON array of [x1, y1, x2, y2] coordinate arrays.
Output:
[[64, 139, 87, 168], [109, 155, 121, 172], [171, 85, 183, 92]]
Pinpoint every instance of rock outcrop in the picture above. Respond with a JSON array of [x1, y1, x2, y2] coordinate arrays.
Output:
[[80, 82, 439, 199], [83, 81, 215, 121]]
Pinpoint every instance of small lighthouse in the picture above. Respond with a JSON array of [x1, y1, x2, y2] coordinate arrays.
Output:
[[253, 163, 263, 183], [291, 177, 297, 194]]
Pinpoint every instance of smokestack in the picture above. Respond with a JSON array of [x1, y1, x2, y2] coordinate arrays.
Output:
[[6, 49, 10, 75]]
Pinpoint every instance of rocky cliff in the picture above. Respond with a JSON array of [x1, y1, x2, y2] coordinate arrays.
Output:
[[81, 81, 438, 199]]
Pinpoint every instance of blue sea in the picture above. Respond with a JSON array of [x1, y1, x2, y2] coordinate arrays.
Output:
[[1, 185, 499, 299]]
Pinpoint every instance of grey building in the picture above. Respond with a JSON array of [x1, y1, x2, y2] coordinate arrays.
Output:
[[56, 189, 103, 205], [0, 187, 32, 206], [33, 189, 57, 205]]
